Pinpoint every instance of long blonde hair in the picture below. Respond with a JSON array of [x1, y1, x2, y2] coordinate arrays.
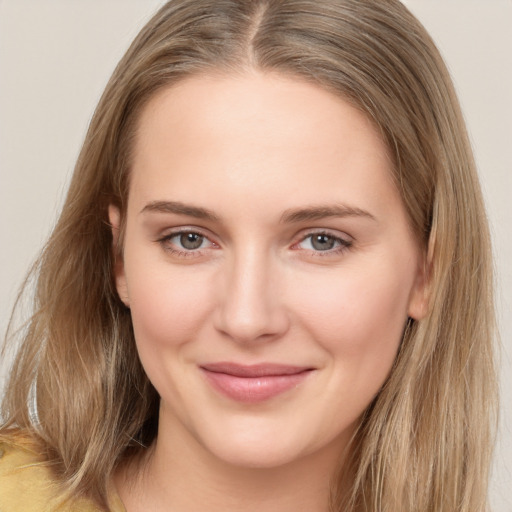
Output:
[[1, 1, 497, 510]]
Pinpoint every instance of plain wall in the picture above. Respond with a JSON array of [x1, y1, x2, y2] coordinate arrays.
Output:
[[0, 1, 510, 510]]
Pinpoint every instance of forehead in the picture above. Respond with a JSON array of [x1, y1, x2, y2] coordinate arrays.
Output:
[[129, 72, 399, 221], [135, 71, 389, 160]]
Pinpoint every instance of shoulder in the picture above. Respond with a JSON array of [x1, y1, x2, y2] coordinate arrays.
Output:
[[0, 433, 124, 512], [0, 434, 90, 511]]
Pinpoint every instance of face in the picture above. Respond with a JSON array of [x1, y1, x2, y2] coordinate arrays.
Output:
[[110, 72, 427, 470]]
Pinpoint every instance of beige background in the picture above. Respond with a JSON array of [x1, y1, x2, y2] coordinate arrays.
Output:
[[0, 1, 510, 510]]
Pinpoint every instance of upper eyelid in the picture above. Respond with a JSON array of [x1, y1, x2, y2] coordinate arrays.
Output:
[[295, 234, 352, 248], [294, 227, 353, 242], [158, 226, 216, 240]]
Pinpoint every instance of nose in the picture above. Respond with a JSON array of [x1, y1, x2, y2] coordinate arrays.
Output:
[[213, 248, 290, 344]]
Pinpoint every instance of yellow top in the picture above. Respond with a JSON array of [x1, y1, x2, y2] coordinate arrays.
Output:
[[0, 437, 125, 512]]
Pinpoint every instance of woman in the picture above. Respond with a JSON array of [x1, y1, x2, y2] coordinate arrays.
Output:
[[0, 1, 498, 511]]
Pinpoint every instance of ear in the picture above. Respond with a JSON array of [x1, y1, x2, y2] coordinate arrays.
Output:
[[407, 254, 431, 321], [108, 205, 130, 308]]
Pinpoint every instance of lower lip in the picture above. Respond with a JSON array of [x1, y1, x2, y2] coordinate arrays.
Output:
[[201, 369, 312, 403]]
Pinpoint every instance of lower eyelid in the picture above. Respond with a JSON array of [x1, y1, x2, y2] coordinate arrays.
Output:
[[158, 240, 208, 260]]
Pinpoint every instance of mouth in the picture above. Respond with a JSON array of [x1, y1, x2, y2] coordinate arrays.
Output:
[[199, 362, 314, 403]]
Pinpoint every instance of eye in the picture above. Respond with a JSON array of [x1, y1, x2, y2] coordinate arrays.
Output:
[[158, 229, 216, 256], [295, 232, 352, 253], [174, 232, 208, 250]]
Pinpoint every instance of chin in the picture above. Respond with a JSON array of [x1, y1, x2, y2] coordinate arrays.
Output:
[[193, 414, 346, 472], [207, 440, 307, 470]]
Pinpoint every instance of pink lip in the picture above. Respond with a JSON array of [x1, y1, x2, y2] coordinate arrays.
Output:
[[200, 362, 314, 403]]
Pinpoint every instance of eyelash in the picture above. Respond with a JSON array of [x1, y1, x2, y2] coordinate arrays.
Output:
[[157, 229, 353, 259]]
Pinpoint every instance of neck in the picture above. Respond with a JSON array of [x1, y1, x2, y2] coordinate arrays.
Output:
[[115, 411, 353, 512]]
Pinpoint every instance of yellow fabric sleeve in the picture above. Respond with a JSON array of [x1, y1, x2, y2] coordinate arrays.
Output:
[[0, 438, 125, 512]]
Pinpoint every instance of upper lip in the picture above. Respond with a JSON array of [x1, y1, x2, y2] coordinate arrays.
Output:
[[200, 362, 313, 378]]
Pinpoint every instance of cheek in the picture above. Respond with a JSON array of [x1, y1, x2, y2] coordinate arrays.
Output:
[[124, 259, 218, 404], [292, 263, 412, 380], [124, 253, 214, 358]]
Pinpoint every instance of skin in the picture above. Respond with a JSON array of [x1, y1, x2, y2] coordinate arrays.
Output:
[[110, 71, 427, 512]]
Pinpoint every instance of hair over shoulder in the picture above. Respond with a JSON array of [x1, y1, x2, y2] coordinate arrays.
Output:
[[1, 1, 498, 511]]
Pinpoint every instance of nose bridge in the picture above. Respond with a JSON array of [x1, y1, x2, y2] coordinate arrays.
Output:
[[214, 243, 288, 343]]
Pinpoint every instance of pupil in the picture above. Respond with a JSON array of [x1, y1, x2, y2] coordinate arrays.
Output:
[[312, 234, 335, 251], [180, 233, 203, 250]]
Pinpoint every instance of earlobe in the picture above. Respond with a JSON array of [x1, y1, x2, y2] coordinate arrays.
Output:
[[407, 257, 431, 321], [108, 205, 130, 308]]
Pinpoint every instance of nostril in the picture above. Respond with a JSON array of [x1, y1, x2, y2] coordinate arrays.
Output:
[[213, 295, 290, 344]]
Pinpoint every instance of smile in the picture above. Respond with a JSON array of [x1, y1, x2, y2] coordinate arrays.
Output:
[[200, 363, 314, 403]]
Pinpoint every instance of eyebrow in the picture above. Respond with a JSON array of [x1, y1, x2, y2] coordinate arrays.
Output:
[[140, 200, 220, 221], [280, 204, 376, 223], [140, 200, 376, 224]]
